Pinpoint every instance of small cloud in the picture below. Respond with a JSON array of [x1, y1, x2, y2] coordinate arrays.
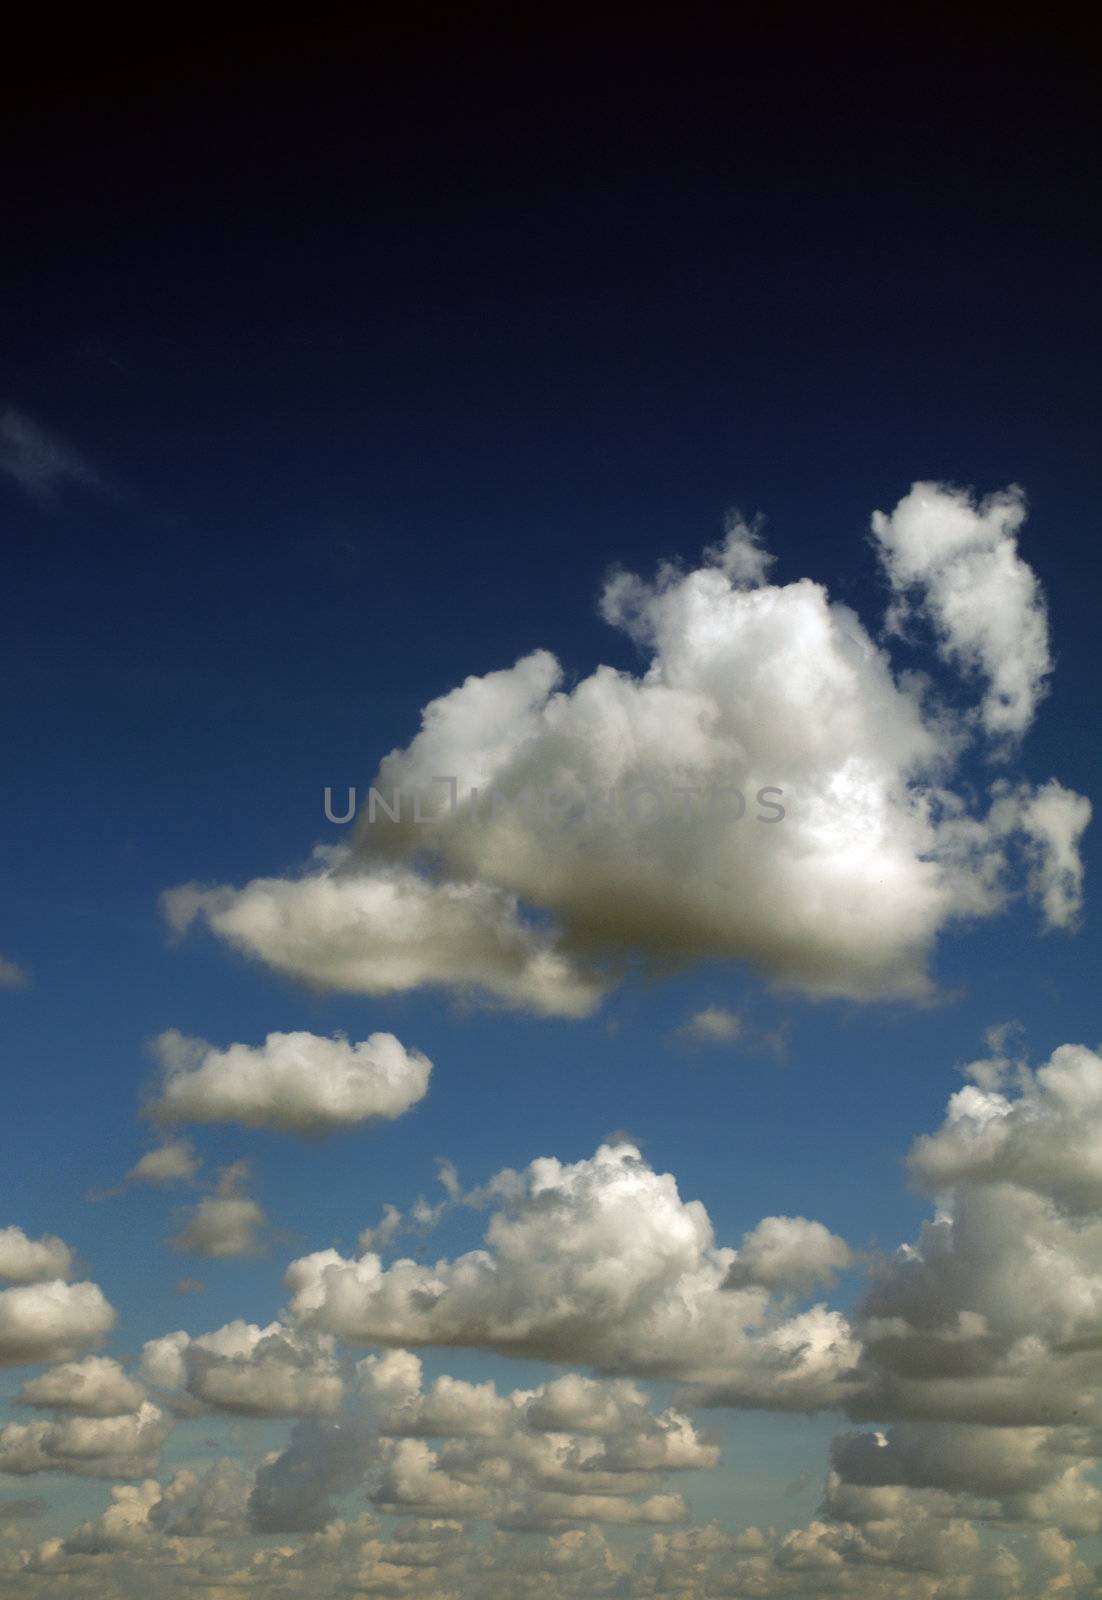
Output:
[[0, 956, 30, 991], [676, 1006, 743, 1045], [171, 1161, 268, 1259], [174, 1278, 205, 1296], [128, 1140, 200, 1187], [0, 407, 99, 506]]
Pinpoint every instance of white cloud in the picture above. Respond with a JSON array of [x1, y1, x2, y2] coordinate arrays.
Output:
[[0, 1227, 73, 1285], [724, 1214, 852, 1294], [849, 1040, 1102, 1433], [831, 1423, 1102, 1534], [167, 486, 1086, 1012], [127, 1140, 199, 1185], [171, 1161, 268, 1259], [0, 1402, 170, 1479], [909, 1039, 1102, 1212], [872, 481, 1051, 743], [0, 1281, 115, 1367], [142, 1319, 343, 1418], [16, 1357, 146, 1417], [245, 1349, 720, 1535], [148, 1027, 432, 1135], [163, 858, 604, 1017], [287, 1141, 858, 1409]]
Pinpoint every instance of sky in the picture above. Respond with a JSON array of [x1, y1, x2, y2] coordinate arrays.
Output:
[[2, 14, 1101, 1598]]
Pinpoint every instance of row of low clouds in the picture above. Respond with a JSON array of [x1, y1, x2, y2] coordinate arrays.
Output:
[[164, 482, 1090, 1012], [7, 1039, 1102, 1591]]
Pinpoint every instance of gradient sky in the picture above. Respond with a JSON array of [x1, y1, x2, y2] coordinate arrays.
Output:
[[2, 16, 1101, 1598]]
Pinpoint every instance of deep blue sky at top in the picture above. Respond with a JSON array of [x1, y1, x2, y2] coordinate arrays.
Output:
[[1, 14, 1099, 1370]]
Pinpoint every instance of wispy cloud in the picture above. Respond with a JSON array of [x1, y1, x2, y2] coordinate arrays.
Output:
[[675, 1006, 743, 1045], [0, 406, 99, 505]]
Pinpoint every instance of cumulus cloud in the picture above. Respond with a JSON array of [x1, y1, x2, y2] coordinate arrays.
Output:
[[250, 1417, 376, 1533], [847, 1040, 1102, 1439], [0, 1280, 116, 1367], [163, 859, 604, 1018], [171, 1161, 268, 1259], [831, 1422, 1102, 1534], [0, 1402, 171, 1479], [244, 1349, 717, 1536], [16, 1356, 146, 1417], [14, 1493, 1095, 1598], [724, 1214, 852, 1295], [127, 1139, 200, 1185], [148, 1027, 432, 1135], [872, 481, 1050, 743], [142, 1319, 343, 1417], [50, 1460, 252, 1555], [909, 1039, 1102, 1209], [0, 1227, 73, 1284], [166, 485, 1086, 1013], [287, 1141, 858, 1409]]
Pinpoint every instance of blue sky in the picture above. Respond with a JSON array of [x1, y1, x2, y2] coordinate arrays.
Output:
[[1, 19, 1101, 1599]]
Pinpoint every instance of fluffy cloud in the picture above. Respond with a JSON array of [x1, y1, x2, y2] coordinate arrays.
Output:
[[0, 1402, 171, 1479], [126, 1140, 199, 1185], [0, 1280, 116, 1367], [142, 1319, 343, 1417], [831, 1423, 1102, 1534], [871, 482, 1050, 743], [0, 1228, 73, 1285], [148, 1027, 432, 1135], [166, 486, 1087, 1013], [16, 1356, 146, 1417], [287, 1141, 858, 1409], [10, 1499, 1096, 1599], [164, 860, 604, 1018], [909, 1039, 1102, 1210], [171, 1161, 268, 1258], [724, 1214, 852, 1294], [846, 1039, 1102, 1447], [52, 1460, 252, 1555], [247, 1350, 717, 1536]]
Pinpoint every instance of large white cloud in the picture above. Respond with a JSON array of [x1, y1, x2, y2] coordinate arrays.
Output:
[[165, 485, 1088, 1012], [142, 1319, 343, 1418], [286, 1140, 857, 1408], [148, 1027, 432, 1135]]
